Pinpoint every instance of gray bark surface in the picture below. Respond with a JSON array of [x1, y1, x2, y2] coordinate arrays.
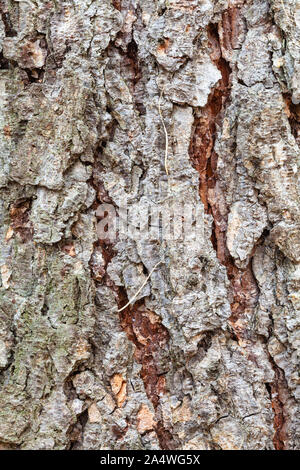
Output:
[[0, 0, 299, 450]]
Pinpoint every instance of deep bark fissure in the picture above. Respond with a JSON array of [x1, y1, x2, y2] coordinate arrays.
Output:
[[68, 408, 89, 450], [283, 93, 300, 145], [268, 354, 288, 450], [84, 10, 181, 445], [1, 11, 17, 38], [118, 299, 178, 449], [91, 155, 177, 450], [90, 235, 177, 449], [92, 229, 177, 449], [189, 18, 289, 450]]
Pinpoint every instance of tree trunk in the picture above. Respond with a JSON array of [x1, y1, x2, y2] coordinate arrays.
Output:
[[0, 0, 299, 450]]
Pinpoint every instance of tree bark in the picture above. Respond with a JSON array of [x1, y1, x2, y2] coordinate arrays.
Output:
[[0, 0, 299, 450]]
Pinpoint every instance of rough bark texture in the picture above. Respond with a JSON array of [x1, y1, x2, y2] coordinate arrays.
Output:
[[0, 0, 299, 450]]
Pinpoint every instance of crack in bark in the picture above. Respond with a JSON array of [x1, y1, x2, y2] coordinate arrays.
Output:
[[90, 158, 177, 450], [91, 238, 177, 449], [91, 231, 177, 449], [1, 10, 17, 38], [119, 299, 178, 449], [189, 17, 289, 450], [9, 198, 33, 243], [85, 18, 181, 447], [283, 93, 300, 145], [68, 408, 89, 450], [268, 357, 288, 450]]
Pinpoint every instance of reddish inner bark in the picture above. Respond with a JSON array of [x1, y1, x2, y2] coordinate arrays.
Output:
[[189, 16, 287, 450]]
